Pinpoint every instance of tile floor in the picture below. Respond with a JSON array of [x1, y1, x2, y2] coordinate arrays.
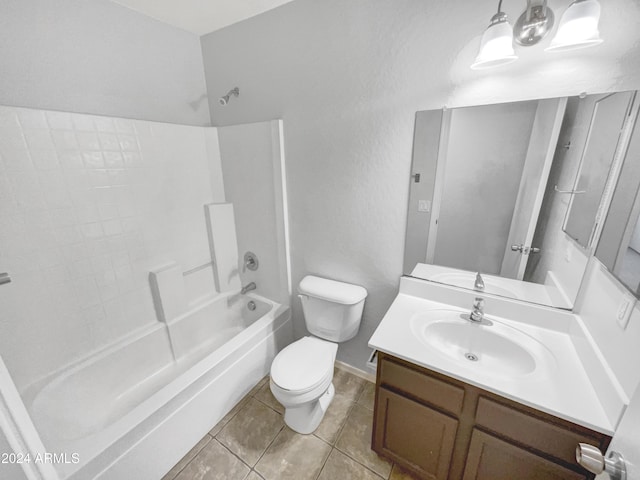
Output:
[[162, 368, 420, 480]]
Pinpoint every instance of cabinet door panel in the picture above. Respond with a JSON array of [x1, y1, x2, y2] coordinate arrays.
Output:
[[463, 429, 587, 480], [374, 388, 458, 480], [475, 396, 603, 468]]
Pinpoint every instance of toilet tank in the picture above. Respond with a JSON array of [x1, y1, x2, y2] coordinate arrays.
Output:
[[298, 275, 368, 342]]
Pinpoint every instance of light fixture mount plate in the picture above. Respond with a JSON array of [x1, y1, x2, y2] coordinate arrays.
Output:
[[514, 4, 554, 46]]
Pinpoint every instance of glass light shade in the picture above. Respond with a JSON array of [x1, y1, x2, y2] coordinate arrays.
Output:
[[546, 0, 603, 51], [471, 20, 518, 70]]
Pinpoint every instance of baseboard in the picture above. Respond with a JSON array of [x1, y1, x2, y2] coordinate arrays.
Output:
[[335, 360, 375, 383]]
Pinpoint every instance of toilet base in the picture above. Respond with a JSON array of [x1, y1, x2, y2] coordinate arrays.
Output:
[[283, 383, 335, 434]]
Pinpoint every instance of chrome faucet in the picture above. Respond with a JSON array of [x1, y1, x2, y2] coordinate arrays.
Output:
[[474, 272, 485, 292], [469, 297, 485, 323], [240, 282, 256, 295]]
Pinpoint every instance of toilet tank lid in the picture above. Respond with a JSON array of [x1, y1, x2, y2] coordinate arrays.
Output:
[[298, 275, 367, 305]]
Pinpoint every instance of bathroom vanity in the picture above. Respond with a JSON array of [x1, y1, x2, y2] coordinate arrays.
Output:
[[372, 352, 609, 480], [368, 276, 622, 480]]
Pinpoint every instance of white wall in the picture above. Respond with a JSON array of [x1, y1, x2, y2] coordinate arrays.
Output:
[[201, 0, 640, 371], [0, 106, 224, 391], [217, 121, 290, 304], [575, 260, 640, 401], [0, 0, 211, 126], [434, 102, 536, 275]]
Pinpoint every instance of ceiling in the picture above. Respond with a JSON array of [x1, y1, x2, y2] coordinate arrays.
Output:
[[110, 0, 296, 36]]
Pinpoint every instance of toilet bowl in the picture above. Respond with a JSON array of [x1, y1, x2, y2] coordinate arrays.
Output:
[[270, 275, 367, 434], [270, 336, 338, 434]]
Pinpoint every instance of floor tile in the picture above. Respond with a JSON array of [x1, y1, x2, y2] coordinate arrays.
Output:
[[246, 472, 265, 480], [209, 396, 250, 437], [253, 379, 284, 414], [318, 449, 384, 480], [390, 463, 423, 480], [216, 398, 284, 466], [314, 389, 355, 445], [357, 381, 376, 411], [162, 435, 212, 480], [175, 439, 249, 480], [255, 428, 332, 480], [336, 404, 392, 478], [333, 368, 366, 402]]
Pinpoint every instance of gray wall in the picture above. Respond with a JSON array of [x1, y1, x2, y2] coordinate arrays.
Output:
[[0, 0, 210, 126], [200, 0, 640, 371], [434, 102, 536, 275]]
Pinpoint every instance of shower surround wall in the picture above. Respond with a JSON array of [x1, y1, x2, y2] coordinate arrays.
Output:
[[218, 121, 291, 305], [0, 106, 225, 392]]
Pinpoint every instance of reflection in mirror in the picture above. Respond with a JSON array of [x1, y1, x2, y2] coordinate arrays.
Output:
[[563, 92, 636, 248], [595, 95, 640, 297], [404, 93, 637, 309]]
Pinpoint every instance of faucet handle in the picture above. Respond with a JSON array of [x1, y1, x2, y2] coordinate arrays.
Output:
[[473, 297, 484, 310]]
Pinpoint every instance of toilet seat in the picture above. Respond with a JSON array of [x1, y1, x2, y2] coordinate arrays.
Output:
[[271, 337, 336, 394]]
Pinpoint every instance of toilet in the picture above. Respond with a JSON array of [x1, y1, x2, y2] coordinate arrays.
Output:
[[270, 275, 367, 434]]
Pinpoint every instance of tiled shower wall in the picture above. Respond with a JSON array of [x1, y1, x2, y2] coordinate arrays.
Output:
[[0, 106, 225, 391]]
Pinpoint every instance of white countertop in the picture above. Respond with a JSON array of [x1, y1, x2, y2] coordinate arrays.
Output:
[[368, 284, 617, 435], [410, 263, 572, 309]]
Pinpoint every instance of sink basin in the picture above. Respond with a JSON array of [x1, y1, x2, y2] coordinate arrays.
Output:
[[410, 309, 555, 378], [429, 272, 518, 299]]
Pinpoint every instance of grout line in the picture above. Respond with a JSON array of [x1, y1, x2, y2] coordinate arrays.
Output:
[[211, 396, 250, 438], [252, 424, 286, 472], [214, 437, 254, 470], [313, 445, 333, 480], [165, 433, 213, 480]]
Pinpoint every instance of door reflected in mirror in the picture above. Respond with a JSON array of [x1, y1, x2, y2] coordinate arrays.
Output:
[[595, 93, 640, 297], [405, 91, 638, 309], [563, 92, 636, 248]]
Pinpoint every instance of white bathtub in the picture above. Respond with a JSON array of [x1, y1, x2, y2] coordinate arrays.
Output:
[[24, 292, 291, 480]]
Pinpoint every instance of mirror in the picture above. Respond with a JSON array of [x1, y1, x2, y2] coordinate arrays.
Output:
[[595, 93, 640, 297], [404, 91, 638, 309], [564, 92, 637, 248]]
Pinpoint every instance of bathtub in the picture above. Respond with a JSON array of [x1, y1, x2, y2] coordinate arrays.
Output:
[[24, 292, 291, 480]]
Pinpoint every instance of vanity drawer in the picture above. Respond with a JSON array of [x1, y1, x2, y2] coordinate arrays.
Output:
[[378, 356, 464, 416], [475, 396, 605, 468]]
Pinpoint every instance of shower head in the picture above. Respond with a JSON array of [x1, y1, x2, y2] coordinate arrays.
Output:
[[219, 87, 239, 106]]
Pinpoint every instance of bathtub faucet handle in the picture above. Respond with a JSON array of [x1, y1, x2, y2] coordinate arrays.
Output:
[[243, 252, 259, 272]]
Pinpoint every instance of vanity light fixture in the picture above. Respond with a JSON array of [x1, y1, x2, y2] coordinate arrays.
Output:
[[471, 0, 603, 69], [546, 0, 603, 51], [471, 0, 518, 70]]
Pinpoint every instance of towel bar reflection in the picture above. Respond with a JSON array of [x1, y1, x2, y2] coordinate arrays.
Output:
[[554, 185, 586, 194], [0, 273, 11, 285]]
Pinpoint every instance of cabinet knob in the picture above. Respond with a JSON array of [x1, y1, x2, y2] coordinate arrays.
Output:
[[576, 443, 626, 480]]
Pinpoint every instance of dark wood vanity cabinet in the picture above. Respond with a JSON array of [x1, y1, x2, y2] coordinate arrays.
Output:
[[372, 353, 611, 480]]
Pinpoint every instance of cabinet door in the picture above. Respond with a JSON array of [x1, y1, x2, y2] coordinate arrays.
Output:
[[373, 387, 458, 480], [463, 429, 587, 480]]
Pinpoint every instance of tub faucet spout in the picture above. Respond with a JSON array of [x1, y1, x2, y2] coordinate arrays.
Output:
[[241, 282, 256, 295]]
